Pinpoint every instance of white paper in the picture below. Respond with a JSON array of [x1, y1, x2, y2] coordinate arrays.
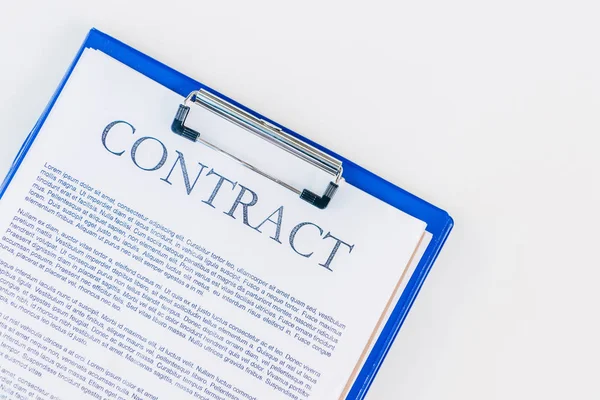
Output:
[[0, 49, 425, 400]]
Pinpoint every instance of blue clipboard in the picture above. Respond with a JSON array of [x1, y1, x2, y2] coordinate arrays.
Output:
[[1, 28, 453, 399]]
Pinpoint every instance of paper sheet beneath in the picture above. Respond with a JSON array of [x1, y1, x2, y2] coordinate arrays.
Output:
[[355, 232, 432, 390], [0, 49, 426, 400]]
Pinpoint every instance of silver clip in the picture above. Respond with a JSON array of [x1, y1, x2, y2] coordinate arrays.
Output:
[[172, 90, 343, 209]]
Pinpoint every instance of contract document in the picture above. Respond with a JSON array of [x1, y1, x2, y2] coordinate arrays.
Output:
[[0, 48, 427, 400]]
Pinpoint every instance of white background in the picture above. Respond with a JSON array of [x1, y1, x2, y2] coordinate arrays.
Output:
[[0, 1, 599, 399]]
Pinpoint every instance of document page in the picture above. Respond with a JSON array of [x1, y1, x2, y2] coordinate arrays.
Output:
[[0, 50, 425, 400]]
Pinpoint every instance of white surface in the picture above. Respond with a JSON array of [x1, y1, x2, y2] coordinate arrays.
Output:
[[1, 1, 599, 399]]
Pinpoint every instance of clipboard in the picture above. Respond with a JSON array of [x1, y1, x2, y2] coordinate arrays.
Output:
[[0, 28, 453, 399]]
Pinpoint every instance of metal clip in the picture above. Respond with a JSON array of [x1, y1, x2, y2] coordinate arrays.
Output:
[[172, 90, 343, 209]]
